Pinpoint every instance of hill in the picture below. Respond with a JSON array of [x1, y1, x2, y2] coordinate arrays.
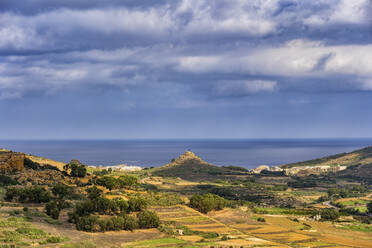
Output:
[[281, 146, 372, 169], [151, 151, 243, 181], [336, 163, 372, 183]]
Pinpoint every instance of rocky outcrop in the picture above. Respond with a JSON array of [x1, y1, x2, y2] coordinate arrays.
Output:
[[251, 165, 270, 174], [0, 151, 25, 172], [152, 150, 228, 181]]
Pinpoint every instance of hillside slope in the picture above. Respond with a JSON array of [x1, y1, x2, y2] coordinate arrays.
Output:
[[281, 146, 372, 169], [336, 163, 372, 183], [151, 151, 235, 181]]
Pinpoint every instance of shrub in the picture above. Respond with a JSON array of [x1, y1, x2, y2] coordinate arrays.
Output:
[[137, 210, 160, 228], [95, 175, 138, 190], [76, 216, 99, 232], [128, 197, 148, 212], [45, 201, 61, 219], [0, 175, 18, 186], [257, 217, 266, 222], [367, 201, 372, 214], [15, 227, 47, 239], [189, 193, 227, 213], [87, 186, 103, 200], [64, 161, 87, 178], [319, 209, 340, 221], [5, 186, 51, 203], [45, 236, 68, 243], [52, 184, 72, 199]]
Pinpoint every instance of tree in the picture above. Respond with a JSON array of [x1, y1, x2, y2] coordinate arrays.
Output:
[[64, 160, 87, 178], [76, 216, 99, 232], [367, 201, 372, 214], [6, 186, 51, 203], [137, 211, 160, 228], [45, 201, 61, 219], [320, 209, 340, 221], [128, 197, 148, 212], [87, 186, 103, 200], [52, 183, 71, 199], [189, 193, 227, 213], [121, 214, 138, 231]]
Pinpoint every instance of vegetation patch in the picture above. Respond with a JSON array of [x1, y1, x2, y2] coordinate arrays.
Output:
[[338, 223, 372, 232], [121, 238, 186, 248]]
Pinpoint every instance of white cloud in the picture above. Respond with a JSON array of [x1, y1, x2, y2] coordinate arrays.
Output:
[[176, 40, 372, 78], [177, 0, 278, 36], [0, 25, 44, 49], [304, 0, 370, 26]]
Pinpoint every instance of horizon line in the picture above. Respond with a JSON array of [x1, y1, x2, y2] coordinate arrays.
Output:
[[2, 137, 372, 141]]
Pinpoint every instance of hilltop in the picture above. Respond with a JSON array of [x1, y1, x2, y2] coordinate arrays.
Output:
[[151, 151, 246, 181]]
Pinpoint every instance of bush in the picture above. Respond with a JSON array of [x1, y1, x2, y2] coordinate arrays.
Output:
[[257, 217, 266, 222], [95, 175, 138, 190], [367, 201, 372, 214], [189, 193, 227, 213], [0, 175, 18, 186], [64, 161, 87, 178], [319, 209, 340, 221], [119, 214, 138, 231], [45, 236, 69, 243], [76, 216, 99, 232], [128, 197, 148, 212], [52, 184, 72, 199], [45, 201, 61, 219], [87, 186, 103, 200], [137, 210, 160, 228], [5, 186, 51, 203]]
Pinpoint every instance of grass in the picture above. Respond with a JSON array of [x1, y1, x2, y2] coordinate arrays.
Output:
[[15, 227, 47, 239], [62, 241, 96, 248], [163, 216, 211, 223], [353, 206, 368, 213], [252, 207, 316, 216], [121, 238, 186, 248], [338, 223, 372, 233], [0, 215, 69, 247], [337, 199, 369, 207], [0, 217, 31, 228]]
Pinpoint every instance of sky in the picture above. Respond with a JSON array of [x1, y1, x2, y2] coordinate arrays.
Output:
[[0, 0, 372, 139]]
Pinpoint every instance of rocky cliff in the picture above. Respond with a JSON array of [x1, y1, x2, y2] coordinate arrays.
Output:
[[0, 151, 25, 172]]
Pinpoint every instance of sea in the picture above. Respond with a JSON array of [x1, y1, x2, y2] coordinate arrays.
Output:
[[1, 139, 372, 169]]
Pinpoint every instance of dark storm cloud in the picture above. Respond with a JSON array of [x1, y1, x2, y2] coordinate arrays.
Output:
[[0, 0, 371, 100]]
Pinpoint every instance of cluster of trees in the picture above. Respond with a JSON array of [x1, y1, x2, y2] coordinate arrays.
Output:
[[0, 175, 18, 186], [221, 166, 248, 172], [75, 210, 160, 232], [63, 160, 87, 178], [44, 183, 74, 219], [24, 158, 59, 171], [5, 186, 51, 203], [287, 179, 317, 188], [68, 186, 159, 232], [189, 193, 227, 213], [318, 209, 340, 221], [94, 175, 138, 191], [92, 168, 112, 176], [327, 186, 367, 199]]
